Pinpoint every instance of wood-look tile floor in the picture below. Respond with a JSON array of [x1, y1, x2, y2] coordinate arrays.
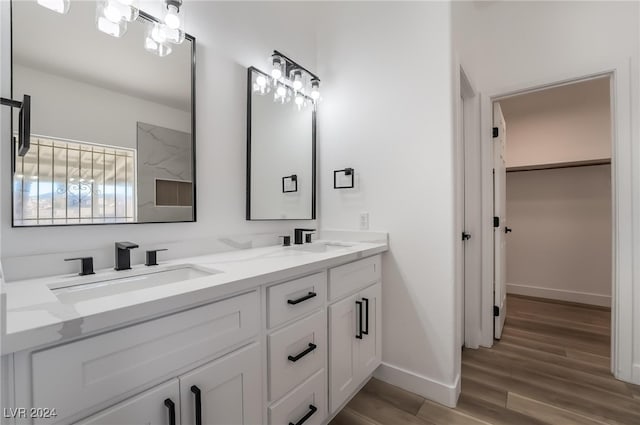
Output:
[[330, 295, 640, 425]]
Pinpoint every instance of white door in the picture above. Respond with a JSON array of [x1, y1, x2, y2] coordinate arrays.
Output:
[[493, 102, 507, 339], [74, 379, 180, 425], [179, 343, 262, 425], [357, 283, 382, 378], [328, 293, 359, 413]]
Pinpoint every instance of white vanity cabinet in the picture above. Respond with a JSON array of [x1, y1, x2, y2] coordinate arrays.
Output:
[[3, 252, 384, 425], [72, 380, 180, 425], [328, 258, 382, 414], [179, 343, 262, 425], [73, 344, 261, 425]]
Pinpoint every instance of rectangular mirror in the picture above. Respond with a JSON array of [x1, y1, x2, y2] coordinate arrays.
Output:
[[11, 0, 195, 226], [246, 67, 316, 220]]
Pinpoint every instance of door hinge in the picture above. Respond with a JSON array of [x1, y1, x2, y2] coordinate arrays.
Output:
[[493, 216, 500, 228], [493, 305, 500, 317], [492, 127, 499, 138]]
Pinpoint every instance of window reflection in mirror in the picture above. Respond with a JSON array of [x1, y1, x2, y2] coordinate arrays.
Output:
[[11, 0, 195, 226]]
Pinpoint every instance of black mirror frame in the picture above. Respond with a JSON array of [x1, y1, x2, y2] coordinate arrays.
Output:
[[9, 2, 197, 227], [245, 66, 316, 221]]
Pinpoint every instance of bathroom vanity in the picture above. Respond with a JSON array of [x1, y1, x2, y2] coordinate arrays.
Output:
[[1, 237, 387, 425]]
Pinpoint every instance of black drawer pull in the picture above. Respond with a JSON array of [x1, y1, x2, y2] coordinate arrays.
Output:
[[289, 404, 318, 425], [191, 385, 202, 425], [288, 343, 317, 362], [355, 300, 363, 339], [287, 292, 317, 305], [362, 297, 369, 335], [164, 398, 176, 425]]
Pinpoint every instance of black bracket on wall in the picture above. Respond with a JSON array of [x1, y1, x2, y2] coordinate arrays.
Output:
[[333, 168, 354, 189], [1, 94, 31, 172], [282, 174, 298, 193]]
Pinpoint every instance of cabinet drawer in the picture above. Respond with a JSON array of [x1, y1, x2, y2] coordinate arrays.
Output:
[[267, 272, 326, 328], [32, 291, 259, 424], [269, 369, 326, 425], [268, 310, 326, 402], [329, 255, 381, 301], [73, 379, 180, 425]]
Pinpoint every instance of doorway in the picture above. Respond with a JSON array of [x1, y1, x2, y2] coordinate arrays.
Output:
[[461, 60, 636, 384], [492, 77, 613, 352]]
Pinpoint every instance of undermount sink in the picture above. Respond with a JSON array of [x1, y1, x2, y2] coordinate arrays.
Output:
[[287, 241, 354, 253], [52, 265, 220, 303]]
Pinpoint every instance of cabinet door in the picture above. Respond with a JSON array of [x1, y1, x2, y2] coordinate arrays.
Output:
[[328, 293, 359, 413], [358, 282, 382, 379], [74, 379, 180, 425], [179, 343, 262, 425]]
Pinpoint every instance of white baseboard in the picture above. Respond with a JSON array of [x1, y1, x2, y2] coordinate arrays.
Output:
[[373, 362, 460, 407], [506, 283, 611, 307], [633, 364, 640, 385]]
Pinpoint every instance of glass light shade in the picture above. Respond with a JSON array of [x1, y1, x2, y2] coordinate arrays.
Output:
[[310, 80, 320, 101], [294, 93, 305, 110], [97, 15, 128, 37], [253, 74, 271, 95], [145, 22, 173, 56], [145, 36, 173, 57], [113, 0, 139, 22], [274, 84, 289, 104], [292, 71, 303, 91], [164, 5, 181, 29], [164, 27, 186, 45], [37, 0, 70, 14], [271, 56, 284, 80]]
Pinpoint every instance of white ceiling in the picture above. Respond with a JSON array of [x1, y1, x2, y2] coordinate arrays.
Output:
[[12, 0, 192, 111]]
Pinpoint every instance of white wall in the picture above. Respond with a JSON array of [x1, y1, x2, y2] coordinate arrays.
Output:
[[0, 2, 320, 280], [453, 0, 640, 383], [506, 165, 612, 306], [500, 78, 612, 168], [13, 64, 191, 149], [317, 2, 459, 406]]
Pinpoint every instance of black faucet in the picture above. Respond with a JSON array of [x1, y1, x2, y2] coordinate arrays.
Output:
[[294, 228, 316, 245], [115, 242, 139, 271], [64, 257, 95, 276]]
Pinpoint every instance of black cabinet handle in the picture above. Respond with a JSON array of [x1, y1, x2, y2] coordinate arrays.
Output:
[[355, 300, 363, 339], [288, 343, 317, 362], [287, 292, 317, 305], [191, 385, 202, 425], [362, 297, 369, 335], [289, 404, 318, 425], [164, 399, 176, 425]]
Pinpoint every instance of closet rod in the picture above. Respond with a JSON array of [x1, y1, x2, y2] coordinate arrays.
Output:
[[506, 160, 611, 173]]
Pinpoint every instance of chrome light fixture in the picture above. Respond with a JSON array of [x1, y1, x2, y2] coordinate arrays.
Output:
[[95, 0, 141, 37], [36, 0, 70, 14]]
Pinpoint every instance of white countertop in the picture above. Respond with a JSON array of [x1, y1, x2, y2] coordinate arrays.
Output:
[[1, 238, 387, 355]]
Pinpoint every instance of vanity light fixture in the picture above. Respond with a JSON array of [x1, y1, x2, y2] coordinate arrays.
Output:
[[36, 0, 185, 56], [257, 50, 321, 108], [36, 0, 70, 14]]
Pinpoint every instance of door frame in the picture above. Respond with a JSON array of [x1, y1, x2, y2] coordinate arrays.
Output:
[[470, 59, 634, 383]]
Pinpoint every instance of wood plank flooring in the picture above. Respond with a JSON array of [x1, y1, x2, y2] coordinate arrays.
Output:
[[330, 295, 640, 425]]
